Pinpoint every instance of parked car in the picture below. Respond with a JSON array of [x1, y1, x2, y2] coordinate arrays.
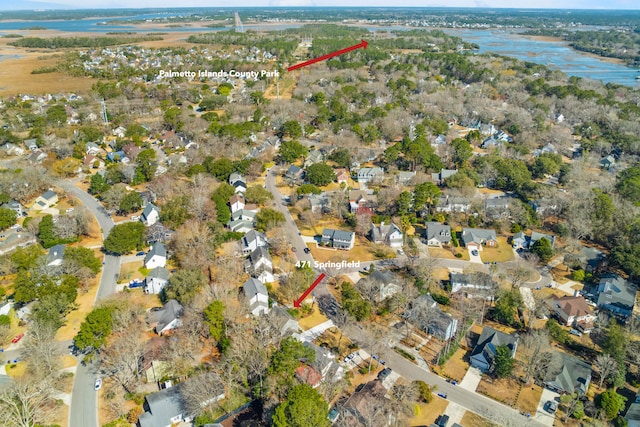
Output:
[[136, 251, 145, 256], [377, 368, 392, 380], [131, 215, 140, 220], [471, 250, 479, 256], [94, 378, 102, 391], [437, 392, 447, 399], [304, 247, 311, 254], [129, 280, 144, 288], [569, 329, 583, 337], [65, 208, 74, 213], [436, 414, 450, 427], [545, 400, 558, 413], [11, 333, 24, 344]]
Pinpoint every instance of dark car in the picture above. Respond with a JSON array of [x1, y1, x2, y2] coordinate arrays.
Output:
[[377, 368, 392, 380], [436, 414, 450, 427], [304, 247, 311, 254], [136, 251, 145, 256], [128, 280, 144, 288]]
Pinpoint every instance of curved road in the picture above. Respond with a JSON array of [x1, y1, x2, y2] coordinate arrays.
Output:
[[62, 181, 120, 427]]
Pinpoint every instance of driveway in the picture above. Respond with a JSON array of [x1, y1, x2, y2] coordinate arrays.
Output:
[[520, 287, 535, 312], [533, 388, 559, 426], [468, 248, 483, 263], [445, 402, 467, 425], [459, 366, 483, 392]]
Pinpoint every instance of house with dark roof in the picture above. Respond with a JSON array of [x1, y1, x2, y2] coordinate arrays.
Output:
[[425, 222, 451, 246], [596, 273, 637, 319], [369, 222, 403, 248], [405, 294, 458, 340], [341, 380, 391, 427], [47, 244, 65, 267], [552, 295, 596, 332], [141, 203, 160, 227], [600, 155, 615, 170], [144, 267, 170, 295], [625, 390, 640, 427], [308, 193, 331, 214], [321, 228, 355, 250], [484, 198, 510, 220], [357, 270, 401, 303], [151, 299, 183, 335], [239, 230, 268, 255], [244, 246, 274, 283], [480, 136, 503, 149], [137, 384, 189, 427], [285, 165, 304, 181], [24, 138, 38, 151], [470, 327, 519, 372], [269, 305, 299, 337], [450, 272, 496, 299], [435, 195, 470, 213], [301, 341, 343, 384], [461, 228, 497, 250], [107, 151, 129, 163], [512, 231, 556, 250], [242, 277, 269, 316], [544, 352, 591, 395], [33, 190, 58, 211], [431, 169, 458, 186], [144, 243, 167, 269]]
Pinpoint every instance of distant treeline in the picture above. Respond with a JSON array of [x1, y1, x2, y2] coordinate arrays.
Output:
[[8, 36, 163, 49], [187, 31, 298, 57]]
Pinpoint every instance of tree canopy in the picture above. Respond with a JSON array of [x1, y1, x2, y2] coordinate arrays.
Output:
[[103, 222, 145, 254], [272, 384, 330, 427], [305, 163, 335, 186]]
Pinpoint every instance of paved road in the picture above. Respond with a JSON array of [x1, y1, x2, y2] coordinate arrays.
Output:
[[62, 181, 119, 427]]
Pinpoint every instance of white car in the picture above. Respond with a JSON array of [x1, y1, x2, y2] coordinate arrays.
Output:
[[130, 215, 140, 220], [65, 208, 74, 213], [94, 378, 102, 391]]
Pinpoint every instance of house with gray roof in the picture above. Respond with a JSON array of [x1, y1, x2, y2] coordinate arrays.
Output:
[[405, 294, 458, 340], [461, 228, 498, 250], [138, 384, 189, 427], [152, 299, 183, 336], [285, 165, 304, 181], [304, 149, 324, 167], [244, 246, 274, 283], [484, 197, 510, 220], [512, 231, 556, 250], [544, 352, 591, 395], [141, 203, 160, 226], [144, 243, 167, 269], [33, 190, 58, 211], [424, 222, 451, 246], [24, 138, 38, 151], [308, 193, 331, 214], [227, 218, 254, 234], [269, 305, 299, 337], [531, 231, 556, 248], [243, 277, 269, 316], [431, 169, 458, 186], [396, 171, 416, 184], [450, 272, 496, 299], [596, 273, 636, 319], [239, 229, 268, 255], [144, 267, 170, 295], [600, 155, 616, 170], [470, 327, 519, 372], [435, 195, 470, 213], [47, 244, 65, 267], [480, 136, 503, 149], [302, 341, 344, 382], [228, 172, 246, 194], [626, 390, 640, 427], [356, 167, 384, 184], [321, 228, 355, 250], [357, 270, 402, 303], [369, 222, 403, 248]]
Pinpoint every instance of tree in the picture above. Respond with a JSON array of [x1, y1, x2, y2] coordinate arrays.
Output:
[[413, 182, 440, 214], [0, 376, 56, 427], [269, 337, 315, 376], [52, 158, 82, 177], [519, 329, 552, 384], [46, 104, 67, 126], [306, 163, 335, 186], [103, 222, 145, 254], [296, 184, 322, 196], [88, 173, 110, 195], [597, 389, 626, 421], [160, 195, 192, 229], [204, 157, 234, 181], [397, 191, 412, 216], [278, 120, 303, 139], [603, 320, 628, 362], [256, 208, 285, 232], [413, 380, 434, 403], [118, 191, 143, 214], [38, 214, 75, 248], [182, 371, 226, 419], [0, 208, 16, 231], [133, 148, 157, 184], [451, 138, 473, 167], [532, 153, 562, 178], [493, 344, 514, 378], [616, 165, 640, 204], [279, 140, 308, 163], [272, 384, 330, 427], [595, 354, 619, 388], [163, 268, 206, 305], [245, 185, 274, 205], [341, 282, 371, 321], [493, 288, 522, 327], [64, 246, 102, 275], [328, 148, 350, 168], [74, 306, 114, 357], [531, 237, 554, 263], [204, 300, 226, 341]]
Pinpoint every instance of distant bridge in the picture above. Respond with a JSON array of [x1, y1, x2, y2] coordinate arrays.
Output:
[[234, 12, 244, 33]]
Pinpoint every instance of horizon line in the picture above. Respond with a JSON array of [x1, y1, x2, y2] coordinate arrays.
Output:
[[2, 6, 640, 11]]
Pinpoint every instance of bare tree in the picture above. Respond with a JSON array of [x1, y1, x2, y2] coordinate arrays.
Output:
[[20, 321, 61, 380], [594, 354, 618, 388], [182, 371, 225, 419], [0, 376, 56, 427], [519, 329, 552, 384]]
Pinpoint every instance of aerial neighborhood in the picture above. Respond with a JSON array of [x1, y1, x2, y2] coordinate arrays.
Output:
[[0, 7, 639, 427]]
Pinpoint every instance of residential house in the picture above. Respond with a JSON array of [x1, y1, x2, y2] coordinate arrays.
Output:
[[396, 171, 416, 185], [575, 246, 605, 272], [285, 165, 305, 181], [85, 142, 102, 155], [113, 126, 126, 138], [369, 222, 403, 248], [470, 327, 519, 372], [529, 198, 559, 216], [244, 246, 274, 283], [431, 168, 458, 186], [144, 243, 167, 269], [24, 138, 38, 151], [33, 190, 58, 210], [461, 228, 498, 250], [356, 167, 384, 184], [494, 129, 513, 143], [552, 295, 596, 332], [46, 244, 65, 267], [596, 273, 637, 319], [512, 231, 556, 250], [533, 142, 557, 157], [308, 193, 331, 214], [626, 391, 640, 427], [304, 149, 324, 167], [146, 223, 174, 244], [3, 143, 24, 156], [1, 200, 24, 217], [144, 267, 170, 295], [137, 385, 189, 427], [484, 197, 510, 220], [334, 168, 349, 185], [239, 230, 268, 255], [227, 218, 254, 234], [0, 301, 11, 316], [231, 209, 256, 223], [450, 272, 496, 299], [107, 151, 129, 163], [600, 155, 616, 170], [152, 299, 183, 335], [295, 364, 322, 388], [348, 190, 377, 214], [480, 136, 503, 149], [544, 352, 592, 395], [433, 134, 447, 145], [321, 228, 355, 250], [302, 341, 344, 383], [530, 231, 556, 248], [27, 150, 46, 164], [480, 123, 496, 136], [141, 203, 160, 226], [424, 222, 452, 246], [229, 194, 245, 213], [83, 154, 105, 169], [269, 305, 299, 337], [342, 380, 392, 426], [435, 195, 470, 213], [229, 172, 247, 194], [405, 294, 458, 340], [356, 270, 402, 302], [242, 277, 270, 316]]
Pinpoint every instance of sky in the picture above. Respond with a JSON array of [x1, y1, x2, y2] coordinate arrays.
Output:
[[0, 0, 639, 9]]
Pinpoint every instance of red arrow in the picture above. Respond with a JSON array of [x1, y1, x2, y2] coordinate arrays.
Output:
[[287, 39, 369, 72], [293, 273, 326, 308]]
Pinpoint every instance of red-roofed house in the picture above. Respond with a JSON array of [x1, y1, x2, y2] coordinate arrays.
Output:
[[295, 364, 322, 388], [335, 168, 349, 185]]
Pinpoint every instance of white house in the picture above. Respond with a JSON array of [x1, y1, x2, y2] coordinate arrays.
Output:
[[47, 244, 65, 267], [141, 203, 160, 226], [33, 190, 58, 210], [356, 167, 384, 184], [144, 243, 167, 269], [229, 194, 245, 213], [245, 246, 274, 283], [243, 277, 270, 316], [144, 267, 170, 294], [369, 222, 403, 248], [239, 230, 268, 255]]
